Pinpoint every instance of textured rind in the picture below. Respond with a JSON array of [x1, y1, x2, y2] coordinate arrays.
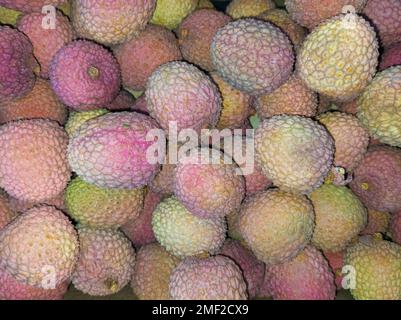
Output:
[[17, 11, 75, 78], [323, 250, 344, 290], [197, 0, 214, 9], [68, 112, 161, 189], [8, 191, 66, 214], [361, 210, 391, 236], [238, 189, 315, 265], [0, 268, 69, 300], [174, 148, 245, 219], [363, 0, 401, 48], [255, 75, 318, 119], [219, 239, 265, 298], [65, 109, 109, 137], [266, 245, 336, 300], [255, 116, 334, 194], [345, 237, 401, 300], [350, 146, 401, 212], [297, 14, 379, 102], [49, 40, 121, 110], [224, 136, 272, 196], [380, 43, 401, 70], [146, 61, 221, 134], [226, 0, 275, 19], [0, 0, 66, 13], [0, 206, 78, 287], [152, 197, 227, 258], [150, 0, 198, 30], [318, 112, 369, 171], [72, 0, 156, 46], [0, 6, 22, 25], [0, 79, 68, 125], [121, 191, 163, 247], [310, 184, 367, 252], [169, 256, 248, 300], [178, 9, 231, 72], [357, 66, 401, 147], [211, 19, 294, 96], [211, 72, 252, 130], [390, 211, 401, 245], [0, 119, 70, 202], [72, 227, 135, 296], [114, 24, 182, 92], [0, 192, 14, 230], [258, 9, 306, 51], [0, 26, 37, 103], [131, 243, 180, 300], [131, 94, 149, 114], [66, 177, 145, 229], [285, 0, 367, 29]]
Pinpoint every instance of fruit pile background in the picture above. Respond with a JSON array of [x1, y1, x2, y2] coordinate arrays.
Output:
[[1, 0, 401, 301]]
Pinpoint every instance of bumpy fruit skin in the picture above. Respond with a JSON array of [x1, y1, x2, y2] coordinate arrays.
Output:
[[72, 0, 155, 46], [114, 24, 182, 92], [219, 239, 265, 298], [255, 75, 318, 119], [0, 192, 14, 230], [297, 14, 379, 102], [225, 136, 272, 196], [17, 11, 75, 79], [226, 0, 275, 19], [169, 256, 248, 300], [0, 268, 69, 300], [121, 190, 162, 247], [151, 0, 198, 30], [0, 0, 66, 13], [380, 43, 401, 70], [350, 146, 401, 212], [0, 206, 78, 287], [72, 227, 135, 296], [361, 210, 391, 236], [211, 19, 294, 96], [255, 116, 334, 194], [357, 66, 401, 147], [0, 26, 37, 103], [197, 0, 214, 9], [310, 184, 367, 252], [0, 79, 68, 125], [339, 98, 358, 115], [50, 40, 121, 110], [323, 250, 345, 290], [363, 0, 401, 48], [131, 94, 149, 114], [285, 0, 367, 30], [68, 112, 161, 189], [266, 246, 336, 300], [258, 9, 306, 51], [152, 197, 226, 258], [66, 177, 145, 229], [318, 112, 369, 171], [178, 9, 231, 72], [0, 6, 22, 25], [211, 72, 252, 130], [8, 191, 66, 214], [131, 243, 180, 300], [390, 211, 401, 245], [0, 119, 70, 202], [238, 189, 315, 265], [175, 148, 245, 219], [65, 109, 109, 137], [146, 61, 221, 134], [345, 236, 401, 300]]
